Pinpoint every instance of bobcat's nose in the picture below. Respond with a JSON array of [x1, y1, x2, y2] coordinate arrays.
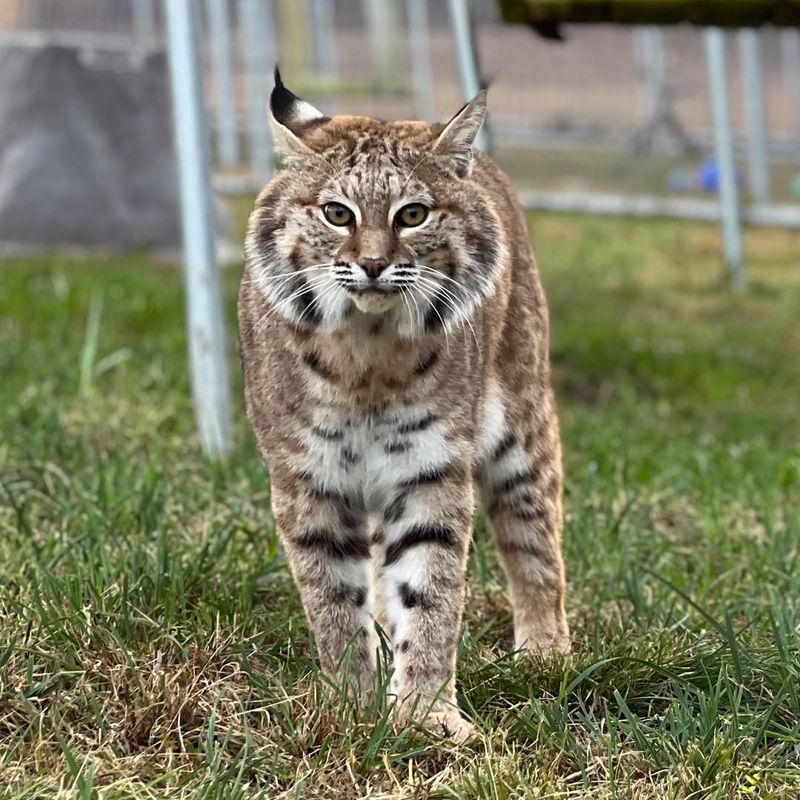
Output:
[[358, 256, 388, 280]]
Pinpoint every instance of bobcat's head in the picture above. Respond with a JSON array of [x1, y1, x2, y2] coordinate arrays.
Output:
[[245, 70, 503, 338]]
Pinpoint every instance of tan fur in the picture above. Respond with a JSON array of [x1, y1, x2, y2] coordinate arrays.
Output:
[[238, 76, 568, 740]]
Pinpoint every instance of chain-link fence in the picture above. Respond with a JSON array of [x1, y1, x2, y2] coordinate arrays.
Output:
[[2, 0, 798, 205]]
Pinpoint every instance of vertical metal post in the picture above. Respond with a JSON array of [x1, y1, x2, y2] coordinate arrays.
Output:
[[280, 0, 311, 79], [407, 0, 435, 121], [704, 28, 745, 291], [310, 0, 336, 77], [206, 0, 239, 167], [309, 0, 337, 114], [362, 0, 402, 91], [633, 27, 664, 124], [238, 0, 274, 186], [132, 0, 156, 45], [632, 26, 670, 150], [780, 30, 800, 153], [165, 0, 232, 458], [738, 30, 770, 205], [447, 0, 488, 152]]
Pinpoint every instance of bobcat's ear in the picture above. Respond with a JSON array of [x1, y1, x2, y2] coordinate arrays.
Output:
[[269, 67, 328, 159], [433, 90, 487, 177]]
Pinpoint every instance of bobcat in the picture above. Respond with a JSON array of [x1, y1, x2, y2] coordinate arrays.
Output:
[[238, 70, 569, 740]]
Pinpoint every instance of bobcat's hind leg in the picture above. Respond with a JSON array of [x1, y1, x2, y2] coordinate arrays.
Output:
[[477, 389, 569, 654]]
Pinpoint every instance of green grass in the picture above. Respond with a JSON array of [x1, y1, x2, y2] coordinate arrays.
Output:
[[2, 213, 800, 798]]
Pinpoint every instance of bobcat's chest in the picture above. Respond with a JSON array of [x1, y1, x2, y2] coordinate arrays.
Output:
[[301, 405, 457, 513], [295, 320, 444, 410]]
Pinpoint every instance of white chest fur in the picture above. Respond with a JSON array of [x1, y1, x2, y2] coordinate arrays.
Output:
[[302, 405, 458, 512]]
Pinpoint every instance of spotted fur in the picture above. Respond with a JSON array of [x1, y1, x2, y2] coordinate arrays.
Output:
[[238, 70, 569, 741]]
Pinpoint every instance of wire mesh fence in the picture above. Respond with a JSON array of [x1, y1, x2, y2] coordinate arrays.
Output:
[[3, 0, 798, 454], [1, 0, 799, 210], [0, 0, 160, 42]]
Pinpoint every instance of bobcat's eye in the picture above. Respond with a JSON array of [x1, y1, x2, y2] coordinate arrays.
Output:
[[395, 203, 429, 228], [323, 203, 355, 227]]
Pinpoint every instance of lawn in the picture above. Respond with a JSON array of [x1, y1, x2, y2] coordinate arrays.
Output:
[[1, 213, 799, 798]]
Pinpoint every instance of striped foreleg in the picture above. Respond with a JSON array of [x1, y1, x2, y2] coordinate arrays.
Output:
[[272, 470, 377, 699], [372, 460, 475, 740]]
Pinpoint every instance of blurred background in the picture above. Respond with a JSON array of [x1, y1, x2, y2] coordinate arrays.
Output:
[[3, 3, 800, 795], [4, 1, 800, 213], [2, 0, 799, 453]]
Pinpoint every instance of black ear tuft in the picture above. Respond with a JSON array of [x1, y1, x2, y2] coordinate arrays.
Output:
[[268, 67, 327, 155], [271, 65, 300, 124]]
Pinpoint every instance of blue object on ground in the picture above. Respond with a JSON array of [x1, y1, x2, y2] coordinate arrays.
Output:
[[698, 159, 743, 194], [699, 159, 720, 192]]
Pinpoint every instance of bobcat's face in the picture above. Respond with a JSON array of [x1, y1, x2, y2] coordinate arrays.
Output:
[[245, 75, 502, 338], [305, 168, 437, 317]]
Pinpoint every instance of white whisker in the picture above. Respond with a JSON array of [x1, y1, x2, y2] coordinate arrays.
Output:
[[397, 284, 415, 335], [308, 277, 345, 325], [415, 262, 493, 298], [250, 274, 331, 335], [416, 280, 471, 353], [401, 285, 423, 337], [414, 274, 482, 356], [412, 284, 450, 356], [255, 263, 337, 281]]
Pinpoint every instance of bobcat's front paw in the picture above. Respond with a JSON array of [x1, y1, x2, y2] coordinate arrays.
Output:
[[394, 698, 477, 743], [514, 627, 571, 656], [513, 605, 570, 657], [424, 708, 478, 743]]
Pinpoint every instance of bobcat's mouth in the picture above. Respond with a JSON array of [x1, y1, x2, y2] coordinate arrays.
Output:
[[345, 284, 401, 314], [349, 285, 398, 295]]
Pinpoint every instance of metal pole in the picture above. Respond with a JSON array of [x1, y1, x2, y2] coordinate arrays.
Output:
[[632, 28, 647, 115], [165, 0, 233, 458], [704, 28, 745, 291], [780, 30, 800, 153], [310, 0, 336, 77], [206, 0, 239, 167], [132, 0, 156, 45], [633, 27, 664, 124], [738, 30, 770, 205], [363, 0, 402, 91], [238, 0, 274, 186], [407, 0, 435, 121], [446, 0, 488, 152], [309, 0, 337, 114], [632, 26, 669, 150]]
